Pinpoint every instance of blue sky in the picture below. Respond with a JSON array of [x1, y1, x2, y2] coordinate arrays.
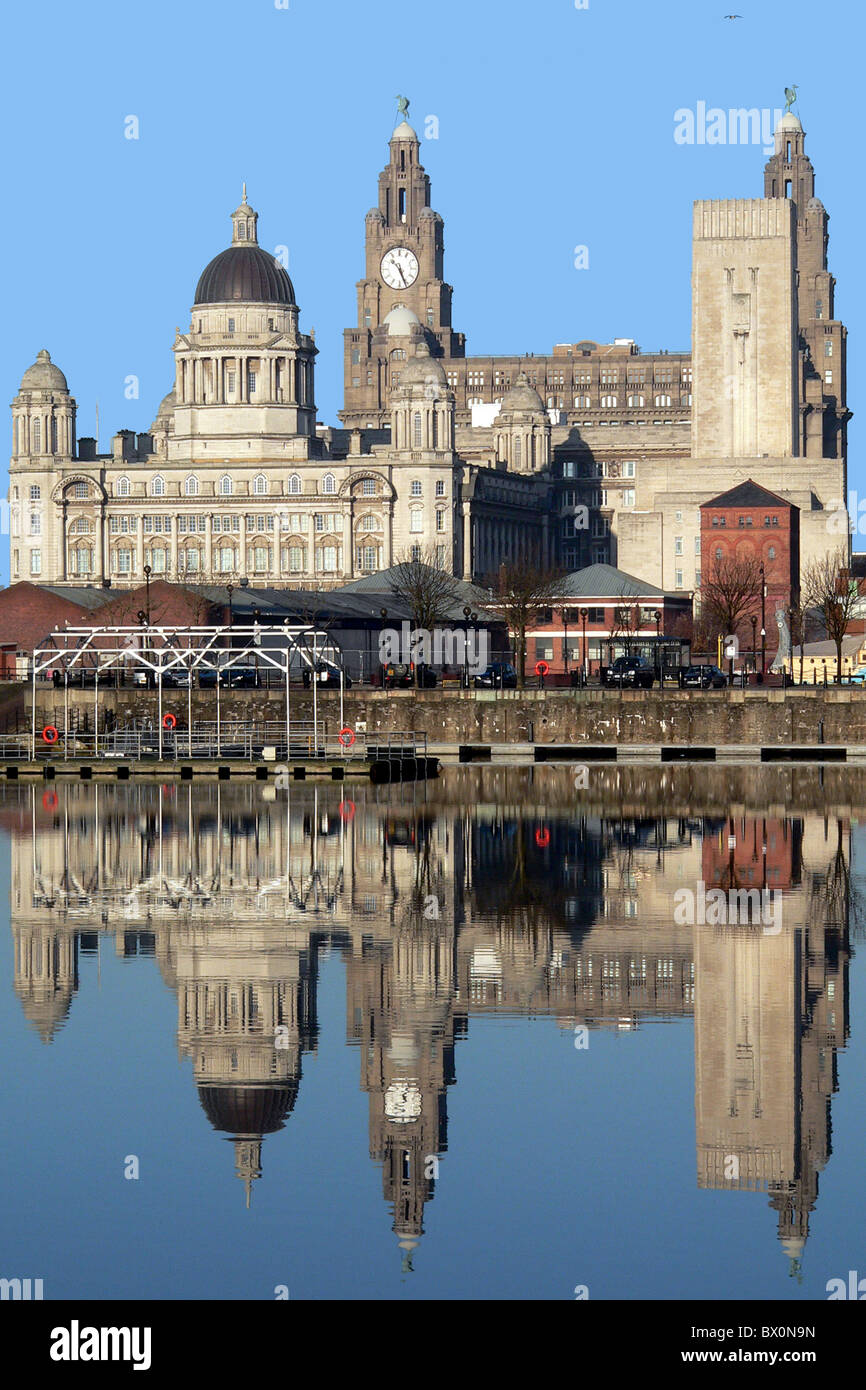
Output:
[[2, 0, 862, 584]]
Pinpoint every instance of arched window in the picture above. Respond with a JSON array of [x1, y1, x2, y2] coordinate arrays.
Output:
[[253, 474, 268, 496], [115, 547, 133, 575], [322, 473, 336, 494], [767, 546, 776, 561], [287, 545, 305, 573], [218, 546, 236, 573], [359, 513, 380, 532], [32, 419, 41, 452], [219, 475, 233, 496], [117, 476, 130, 497], [151, 475, 165, 497], [654, 394, 672, 407], [627, 394, 645, 408], [149, 547, 168, 574], [514, 436, 522, 467], [71, 517, 93, 534], [181, 548, 200, 573], [413, 412, 423, 448], [289, 474, 302, 494], [237, 219, 246, 239], [184, 474, 199, 497], [390, 349, 406, 361], [249, 544, 270, 572], [409, 507, 423, 534], [600, 395, 618, 408], [70, 545, 92, 575], [715, 548, 723, 562]]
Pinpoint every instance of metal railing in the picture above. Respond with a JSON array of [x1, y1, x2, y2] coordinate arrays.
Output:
[[3, 722, 427, 763]]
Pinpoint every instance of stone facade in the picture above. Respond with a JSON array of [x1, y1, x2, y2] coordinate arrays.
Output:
[[7, 109, 848, 599]]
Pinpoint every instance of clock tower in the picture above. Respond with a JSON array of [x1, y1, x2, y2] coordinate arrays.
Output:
[[341, 110, 465, 429]]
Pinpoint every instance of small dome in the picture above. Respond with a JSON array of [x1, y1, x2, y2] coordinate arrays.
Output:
[[499, 370, 546, 415], [194, 246, 296, 305], [397, 341, 448, 392], [777, 112, 803, 131], [20, 349, 68, 393], [419, 206, 439, 219], [391, 120, 418, 141], [384, 306, 422, 337], [156, 388, 176, 418]]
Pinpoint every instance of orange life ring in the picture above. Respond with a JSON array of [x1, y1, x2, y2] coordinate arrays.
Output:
[[42, 725, 59, 744], [338, 727, 356, 747], [162, 713, 177, 730]]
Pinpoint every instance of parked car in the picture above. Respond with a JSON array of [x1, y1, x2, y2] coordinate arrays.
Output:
[[218, 666, 262, 689], [679, 664, 729, 690], [383, 662, 437, 689], [603, 657, 656, 689], [302, 661, 352, 689], [473, 662, 518, 689]]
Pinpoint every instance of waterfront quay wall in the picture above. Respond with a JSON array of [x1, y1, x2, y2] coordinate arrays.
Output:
[[33, 686, 866, 747]]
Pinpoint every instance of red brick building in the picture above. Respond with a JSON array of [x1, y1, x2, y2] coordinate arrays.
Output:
[[701, 480, 800, 659], [524, 563, 692, 680]]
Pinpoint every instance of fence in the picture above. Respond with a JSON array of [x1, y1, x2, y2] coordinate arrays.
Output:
[[0, 721, 427, 763]]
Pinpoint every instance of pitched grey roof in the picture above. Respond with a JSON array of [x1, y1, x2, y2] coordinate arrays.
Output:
[[555, 564, 670, 599]]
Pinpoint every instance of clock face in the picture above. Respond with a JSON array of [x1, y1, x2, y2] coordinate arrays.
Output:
[[381, 246, 419, 290], [384, 1081, 422, 1122]]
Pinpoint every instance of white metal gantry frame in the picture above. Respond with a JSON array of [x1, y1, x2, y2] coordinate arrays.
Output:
[[30, 622, 345, 760]]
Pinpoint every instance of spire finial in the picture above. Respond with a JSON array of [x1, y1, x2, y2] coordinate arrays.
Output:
[[242, 181, 248, 204]]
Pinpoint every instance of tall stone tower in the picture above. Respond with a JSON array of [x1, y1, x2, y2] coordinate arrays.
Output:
[[763, 113, 848, 459], [341, 112, 466, 429], [691, 198, 799, 460]]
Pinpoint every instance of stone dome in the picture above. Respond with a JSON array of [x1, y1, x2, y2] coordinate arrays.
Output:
[[777, 112, 803, 131], [384, 306, 422, 336], [398, 341, 448, 391], [156, 388, 176, 418], [499, 370, 546, 415], [194, 246, 296, 305], [20, 349, 68, 393], [391, 120, 418, 141]]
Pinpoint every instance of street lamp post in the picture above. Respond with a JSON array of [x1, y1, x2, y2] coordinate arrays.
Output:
[[580, 608, 588, 686], [654, 609, 662, 685], [380, 608, 388, 690], [760, 563, 767, 676], [143, 564, 152, 625], [563, 607, 569, 678], [463, 605, 472, 688], [751, 615, 758, 682], [226, 582, 234, 629]]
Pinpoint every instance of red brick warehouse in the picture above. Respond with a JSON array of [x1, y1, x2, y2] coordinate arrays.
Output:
[[701, 480, 800, 660]]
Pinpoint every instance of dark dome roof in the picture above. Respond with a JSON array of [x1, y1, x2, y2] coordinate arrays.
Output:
[[194, 246, 296, 306], [198, 1082, 300, 1135]]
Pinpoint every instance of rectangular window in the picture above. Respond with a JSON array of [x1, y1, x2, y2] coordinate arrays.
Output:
[[247, 371, 256, 394], [675, 569, 683, 589], [435, 479, 445, 496], [410, 479, 422, 497], [825, 370, 833, 384], [351, 349, 360, 365], [321, 545, 338, 572], [435, 510, 445, 532], [824, 339, 833, 357], [30, 549, 41, 575], [227, 372, 236, 393], [622, 461, 636, 478], [622, 489, 635, 507], [117, 549, 131, 574], [674, 536, 683, 555]]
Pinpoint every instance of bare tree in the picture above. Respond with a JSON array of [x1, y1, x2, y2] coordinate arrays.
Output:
[[803, 548, 859, 682], [609, 589, 642, 657], [485, 558, 567, 689], [388, 545, 462, 686], [699, 553, 763, 671]]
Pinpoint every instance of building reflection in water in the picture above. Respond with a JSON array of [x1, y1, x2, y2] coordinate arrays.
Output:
[[2, 767, 854, 1269]]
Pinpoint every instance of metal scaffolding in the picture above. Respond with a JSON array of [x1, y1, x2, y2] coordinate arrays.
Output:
[[30, 622, 341, 761]]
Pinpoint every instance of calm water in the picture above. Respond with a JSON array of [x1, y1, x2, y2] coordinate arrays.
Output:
[[1, 764, 865, 1301]]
